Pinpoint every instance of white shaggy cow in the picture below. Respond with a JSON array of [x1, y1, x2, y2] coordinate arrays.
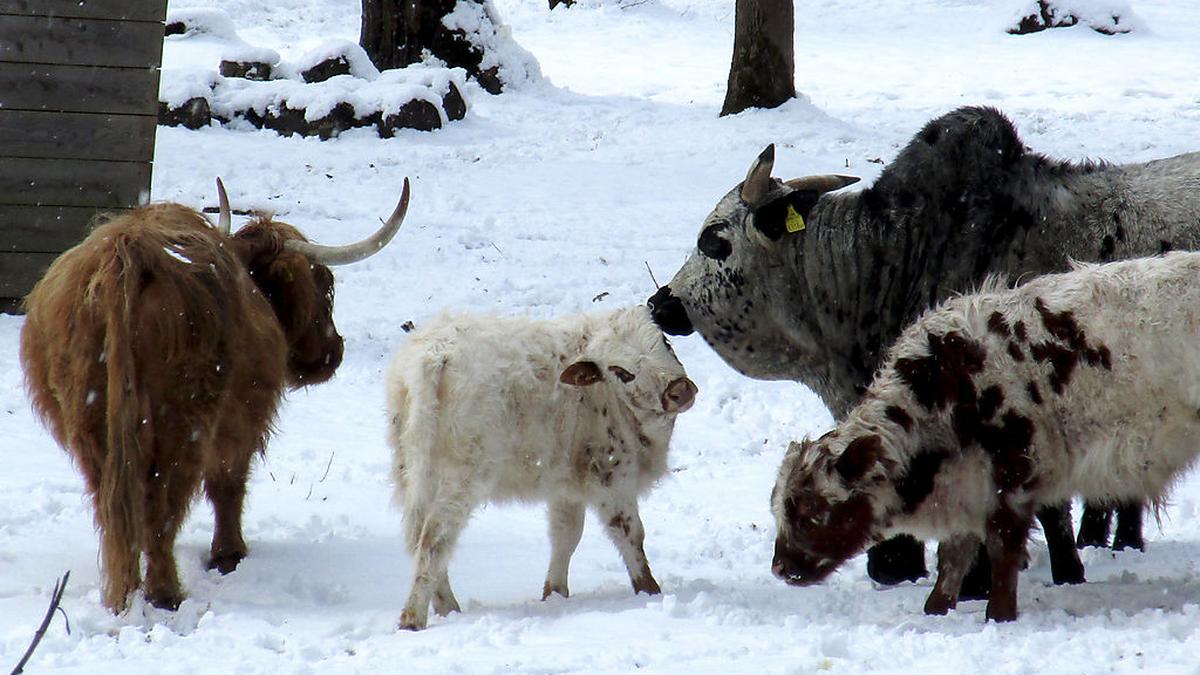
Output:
[[770, 251, 1200, 622], [387, 305, 697, 630]]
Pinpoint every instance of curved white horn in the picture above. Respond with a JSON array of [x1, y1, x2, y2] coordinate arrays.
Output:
[[216, 177, 232, 235], [284, 177, 410, 266], [784, 175, 861, 194], [740, 144, 776, 206]]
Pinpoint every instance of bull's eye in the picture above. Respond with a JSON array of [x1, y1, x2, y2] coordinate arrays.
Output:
[[608, 366, 636, 383], [698, 221, 733, 261]]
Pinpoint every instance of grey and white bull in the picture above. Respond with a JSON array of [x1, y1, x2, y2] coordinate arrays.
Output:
[[649, 106, 1200, 588]]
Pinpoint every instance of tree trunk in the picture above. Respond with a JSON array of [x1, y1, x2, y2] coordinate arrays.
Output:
[[360, 0, 502, 93], [720, 0, 795, 117]]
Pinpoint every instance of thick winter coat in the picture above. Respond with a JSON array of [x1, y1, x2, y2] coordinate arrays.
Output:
[[387, 305, 696, 630], [21, 179, 408, 612], [771, 251, 1200, 622]]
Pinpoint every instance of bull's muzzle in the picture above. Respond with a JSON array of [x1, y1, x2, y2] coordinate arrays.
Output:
[[648, 285, 695, 336], [661, 377, 698, 413]]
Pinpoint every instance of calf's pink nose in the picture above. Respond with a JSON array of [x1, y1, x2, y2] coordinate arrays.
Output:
[[662, 377, 698, 413]]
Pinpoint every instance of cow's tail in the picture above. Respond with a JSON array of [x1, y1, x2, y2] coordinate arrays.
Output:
[[96, 240, 148, 613], [388, 345, 448, 554]]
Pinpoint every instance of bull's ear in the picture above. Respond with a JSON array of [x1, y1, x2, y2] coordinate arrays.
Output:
[[833, 435, 883, 484], [560, 361, 604, 386], [753, 190, 821, 242]]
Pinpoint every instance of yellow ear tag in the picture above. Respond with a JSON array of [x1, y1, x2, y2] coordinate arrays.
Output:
[[785, 205, 806, 233]]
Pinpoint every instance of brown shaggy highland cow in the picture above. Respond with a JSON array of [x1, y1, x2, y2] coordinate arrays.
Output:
[[20, 178, 409, 612]]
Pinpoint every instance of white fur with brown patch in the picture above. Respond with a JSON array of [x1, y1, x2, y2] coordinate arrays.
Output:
[[772, 251, 1200, 622]]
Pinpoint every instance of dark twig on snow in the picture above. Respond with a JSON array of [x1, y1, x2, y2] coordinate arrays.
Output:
[[10, 571, 71, 675], [319, 451, 336, 483], [645, 261, 660, 289]]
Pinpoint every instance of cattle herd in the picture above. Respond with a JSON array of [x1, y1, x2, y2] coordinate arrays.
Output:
[[16, 106, 1200, 628]]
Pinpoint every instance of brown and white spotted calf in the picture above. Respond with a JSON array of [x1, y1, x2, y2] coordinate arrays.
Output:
[[386, 305, 697, 630], [771, 251, 1200, 622]]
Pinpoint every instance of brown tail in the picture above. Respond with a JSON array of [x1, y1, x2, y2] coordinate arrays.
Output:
[[96, 251, 147, 613]]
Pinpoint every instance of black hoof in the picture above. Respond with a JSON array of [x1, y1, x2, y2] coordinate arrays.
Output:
[[208, 551, 246, 575]]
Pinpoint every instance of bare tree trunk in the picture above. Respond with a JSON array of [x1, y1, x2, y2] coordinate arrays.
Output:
[[721, 0, 795, 117], [360, 0, 503, 93]]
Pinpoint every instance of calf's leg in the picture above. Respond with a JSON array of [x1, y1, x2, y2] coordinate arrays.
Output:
[[1076, 502, 1112, 548], [595, 498, 659, 595], [983, 504, 1035, 623], [1112, 502, 1145, 551], [1036, 503, 1085, 585], [399, 496, 472, 631], [543, 499, 586, 599], [924, 534, 979, 615]]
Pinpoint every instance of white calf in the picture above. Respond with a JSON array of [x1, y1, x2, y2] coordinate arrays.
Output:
[[387, 305, 697, 630]]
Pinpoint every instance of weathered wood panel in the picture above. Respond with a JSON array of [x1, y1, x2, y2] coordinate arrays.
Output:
[[0, 15, 164, 68], [0, 62, 160, 115], [0, 205, 106, 253], [0, 251, 59, 299], [0, 158, 152, 209], [0, 110, 155, 163], [0, 1, 165, 21]]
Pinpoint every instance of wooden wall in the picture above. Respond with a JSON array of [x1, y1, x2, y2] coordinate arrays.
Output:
[[0, 0, 165, 312]]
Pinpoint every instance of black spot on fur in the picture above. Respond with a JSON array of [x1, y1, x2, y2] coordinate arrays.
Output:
[[698, 221, 733, 261], [885, 405, 913, 432], [1035, 298, 1084, 346], [987, 312, 1011, 338], [979, 386, 1004, 421], [1007, 342, 1025, 362], [1026, 381, 1043, 405], [894, 331, 987, 411], [835, 435, 883, 484], [978, 411, 1035, 491], [1013, 321, 1028, 342], [1030, 341, 1079, 394], [895, 449, 952, 513], [1099, 235, 1115, 261], [1031, 298, 1113, 393], [1161, 240, 1174, 254]]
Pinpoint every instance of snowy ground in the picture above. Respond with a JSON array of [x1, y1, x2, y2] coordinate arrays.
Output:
[[4, 0, 1200, 672]]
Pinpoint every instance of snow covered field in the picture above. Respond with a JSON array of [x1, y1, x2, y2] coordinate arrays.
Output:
[[3, 0, 1200, 672]]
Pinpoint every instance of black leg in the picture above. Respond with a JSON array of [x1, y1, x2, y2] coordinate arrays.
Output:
[[1112, 502, 1145, 551], [1036, 503, 1085, 585], [1076, 502, 1113, 549], [866, 535, 927, 585]]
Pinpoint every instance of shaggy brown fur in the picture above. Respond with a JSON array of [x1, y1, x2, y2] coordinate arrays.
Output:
[[21, 202, 344, 613]]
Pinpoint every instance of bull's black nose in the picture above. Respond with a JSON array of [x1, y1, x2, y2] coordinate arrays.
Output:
[[648, 285, 695, 336]]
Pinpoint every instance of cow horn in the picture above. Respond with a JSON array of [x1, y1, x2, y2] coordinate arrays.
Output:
[[740, 144, 775, 206], [283, 177, 410, 266], [784, 175, 861, 194], [216, 177, 232, 235]]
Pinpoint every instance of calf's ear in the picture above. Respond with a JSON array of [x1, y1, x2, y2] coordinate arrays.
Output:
[[560, 361, 604, 386], [833, 435, 884, 484]]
